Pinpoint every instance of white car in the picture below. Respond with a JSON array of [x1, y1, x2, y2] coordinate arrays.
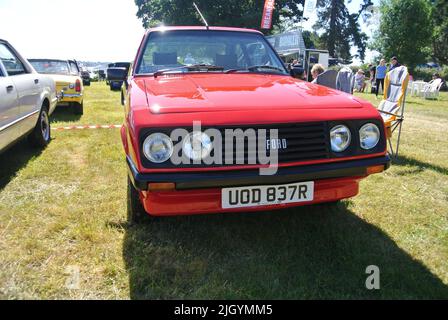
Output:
[[0, 39, 58, 153]]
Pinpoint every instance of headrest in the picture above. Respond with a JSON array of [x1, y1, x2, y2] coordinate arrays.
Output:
[[215, 54, 238, 69], [153, 52, 177, 65]]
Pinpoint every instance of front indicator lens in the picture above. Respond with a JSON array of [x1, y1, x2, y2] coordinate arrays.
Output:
[[143, 133, 173, 163], [360, 123, 380, 150], [330, 125, 351, 152], [367, 165, 385, 175]]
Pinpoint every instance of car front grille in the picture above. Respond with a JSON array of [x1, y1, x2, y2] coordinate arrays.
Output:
[[217, 122, 330, 165], [139, 122, 331, 169]]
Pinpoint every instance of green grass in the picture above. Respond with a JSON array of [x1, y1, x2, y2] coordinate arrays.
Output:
[[0, 83, 447, 299]]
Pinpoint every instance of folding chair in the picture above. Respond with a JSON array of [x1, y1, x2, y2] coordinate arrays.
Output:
[[315, 70, 338, 89], [336, 67, 355, 94], [422, 78, 443, 100], [377, 66, 409, 158]]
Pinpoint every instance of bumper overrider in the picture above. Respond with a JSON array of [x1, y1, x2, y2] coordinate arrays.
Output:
[[127, 155, 391, 216]]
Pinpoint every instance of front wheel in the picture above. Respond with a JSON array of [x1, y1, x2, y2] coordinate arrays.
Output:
[[73, 101, 84, 115], [28, 107, 51, 148], [127, 176, 151, 224]]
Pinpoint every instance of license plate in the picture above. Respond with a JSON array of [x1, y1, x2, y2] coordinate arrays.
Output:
[[221, 182, 314, 209]]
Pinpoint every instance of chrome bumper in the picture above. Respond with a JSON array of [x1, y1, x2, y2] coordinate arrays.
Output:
[[60, 92, 83, 99]]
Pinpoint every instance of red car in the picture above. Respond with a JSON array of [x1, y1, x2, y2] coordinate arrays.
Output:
[[109, 26, 390, 223]]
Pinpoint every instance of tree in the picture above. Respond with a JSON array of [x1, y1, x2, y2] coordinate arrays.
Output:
[[134, 0, 305, 34], [313, 0, 373, 62], [372, 0, 433, 71], [302, 30, 326, 50], [432, 0, 448, 65]]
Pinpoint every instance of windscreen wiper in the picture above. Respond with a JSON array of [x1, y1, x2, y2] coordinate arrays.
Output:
[[226, 65, 286, 74], [153, 64, 225, 78]]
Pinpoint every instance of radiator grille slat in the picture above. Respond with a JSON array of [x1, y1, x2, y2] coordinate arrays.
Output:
[[218, 122, 330, 165]]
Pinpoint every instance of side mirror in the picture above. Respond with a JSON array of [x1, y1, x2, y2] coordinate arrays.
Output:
[[107, 67, 127, 81]]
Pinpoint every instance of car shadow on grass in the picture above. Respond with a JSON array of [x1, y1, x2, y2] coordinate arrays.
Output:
[[50, 106, 81, 124], [392, 155, 448, 175], [0, 139, 43, 190], [122, 202, 448, 299]]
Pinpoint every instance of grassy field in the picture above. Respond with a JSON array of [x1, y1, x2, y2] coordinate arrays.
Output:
[[0, 82, 447, 299]]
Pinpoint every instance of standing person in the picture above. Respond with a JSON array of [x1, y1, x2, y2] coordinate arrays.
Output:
[[375, 59, 387, 97], [369, 63, 376, 93], [389, 56, 401, 71]]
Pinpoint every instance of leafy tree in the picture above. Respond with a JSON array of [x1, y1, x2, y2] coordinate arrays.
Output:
[[134, 0, 305, 34], [313, 0, 373, 62], [302, 30, 326, 50], [431, 0, 448, 65], [372, 0, 433, 71]]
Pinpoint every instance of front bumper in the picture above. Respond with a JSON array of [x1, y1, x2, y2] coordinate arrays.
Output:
[[127, 155, 391, 216]]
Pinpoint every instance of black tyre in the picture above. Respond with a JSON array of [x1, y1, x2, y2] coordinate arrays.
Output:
[[73, 101, 84, 115], [127, 176, 151, 224], [28, 107, 51, 148]]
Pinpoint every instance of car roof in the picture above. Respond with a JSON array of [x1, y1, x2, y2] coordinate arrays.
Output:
[[145, 26, 263, 35]]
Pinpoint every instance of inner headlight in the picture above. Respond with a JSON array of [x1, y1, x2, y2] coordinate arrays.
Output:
[[182, 131, 212, 161], [359, 123, 380, 150], [330, 125, 351, 152], [143, 133, 173, 163]]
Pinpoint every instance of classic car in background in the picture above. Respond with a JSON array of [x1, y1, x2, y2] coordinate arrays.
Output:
[[106, 62, 130, 91], [29, 59, 84, 115], [0, 39, 58, 153], [80, 69, 91, 86], [109, 26, 390, 223]]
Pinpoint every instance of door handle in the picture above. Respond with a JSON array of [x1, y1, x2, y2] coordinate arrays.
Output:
[[34, 79, 39, 84], [6, 85, 14, 93]]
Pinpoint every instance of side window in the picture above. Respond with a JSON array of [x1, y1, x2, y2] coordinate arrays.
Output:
[[0, 43, 27, 76], [69, 61, 79, 75]]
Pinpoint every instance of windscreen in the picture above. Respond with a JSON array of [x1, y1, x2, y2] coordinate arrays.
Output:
[[136, 30, 287, 75], [29, 59, 70, 75]]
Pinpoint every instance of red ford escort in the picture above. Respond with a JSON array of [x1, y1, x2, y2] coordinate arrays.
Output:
[[109, 26, 390, 223]]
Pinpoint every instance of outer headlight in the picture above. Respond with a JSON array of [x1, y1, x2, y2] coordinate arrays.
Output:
[[143, 133, 173, 163], [359, 123, 380, 150], [330, 125, 351, 152], [182, 131, 212, 161]]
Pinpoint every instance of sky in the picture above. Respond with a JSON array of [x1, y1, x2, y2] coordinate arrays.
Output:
[[300, 0, 380, 63], [0, 0, 379, 63], [0, 0, 145, 62]]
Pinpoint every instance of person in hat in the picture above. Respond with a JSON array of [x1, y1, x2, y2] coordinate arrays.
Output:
[[389, 56, 401, 71]]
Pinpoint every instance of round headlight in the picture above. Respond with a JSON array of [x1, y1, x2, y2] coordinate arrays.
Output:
[[143, 133, 173, 163], [330, 125, 351, 152], [182, 131, 212, 161], [359, 123, 380, 150]]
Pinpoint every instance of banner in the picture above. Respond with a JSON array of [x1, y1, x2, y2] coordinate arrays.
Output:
[[261, 0, 276, 29], [303, 0, 317, 19]]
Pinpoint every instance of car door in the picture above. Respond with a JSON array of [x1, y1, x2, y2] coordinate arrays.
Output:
[[0, 42, 41, 136], [0, 45, 21, 151]]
